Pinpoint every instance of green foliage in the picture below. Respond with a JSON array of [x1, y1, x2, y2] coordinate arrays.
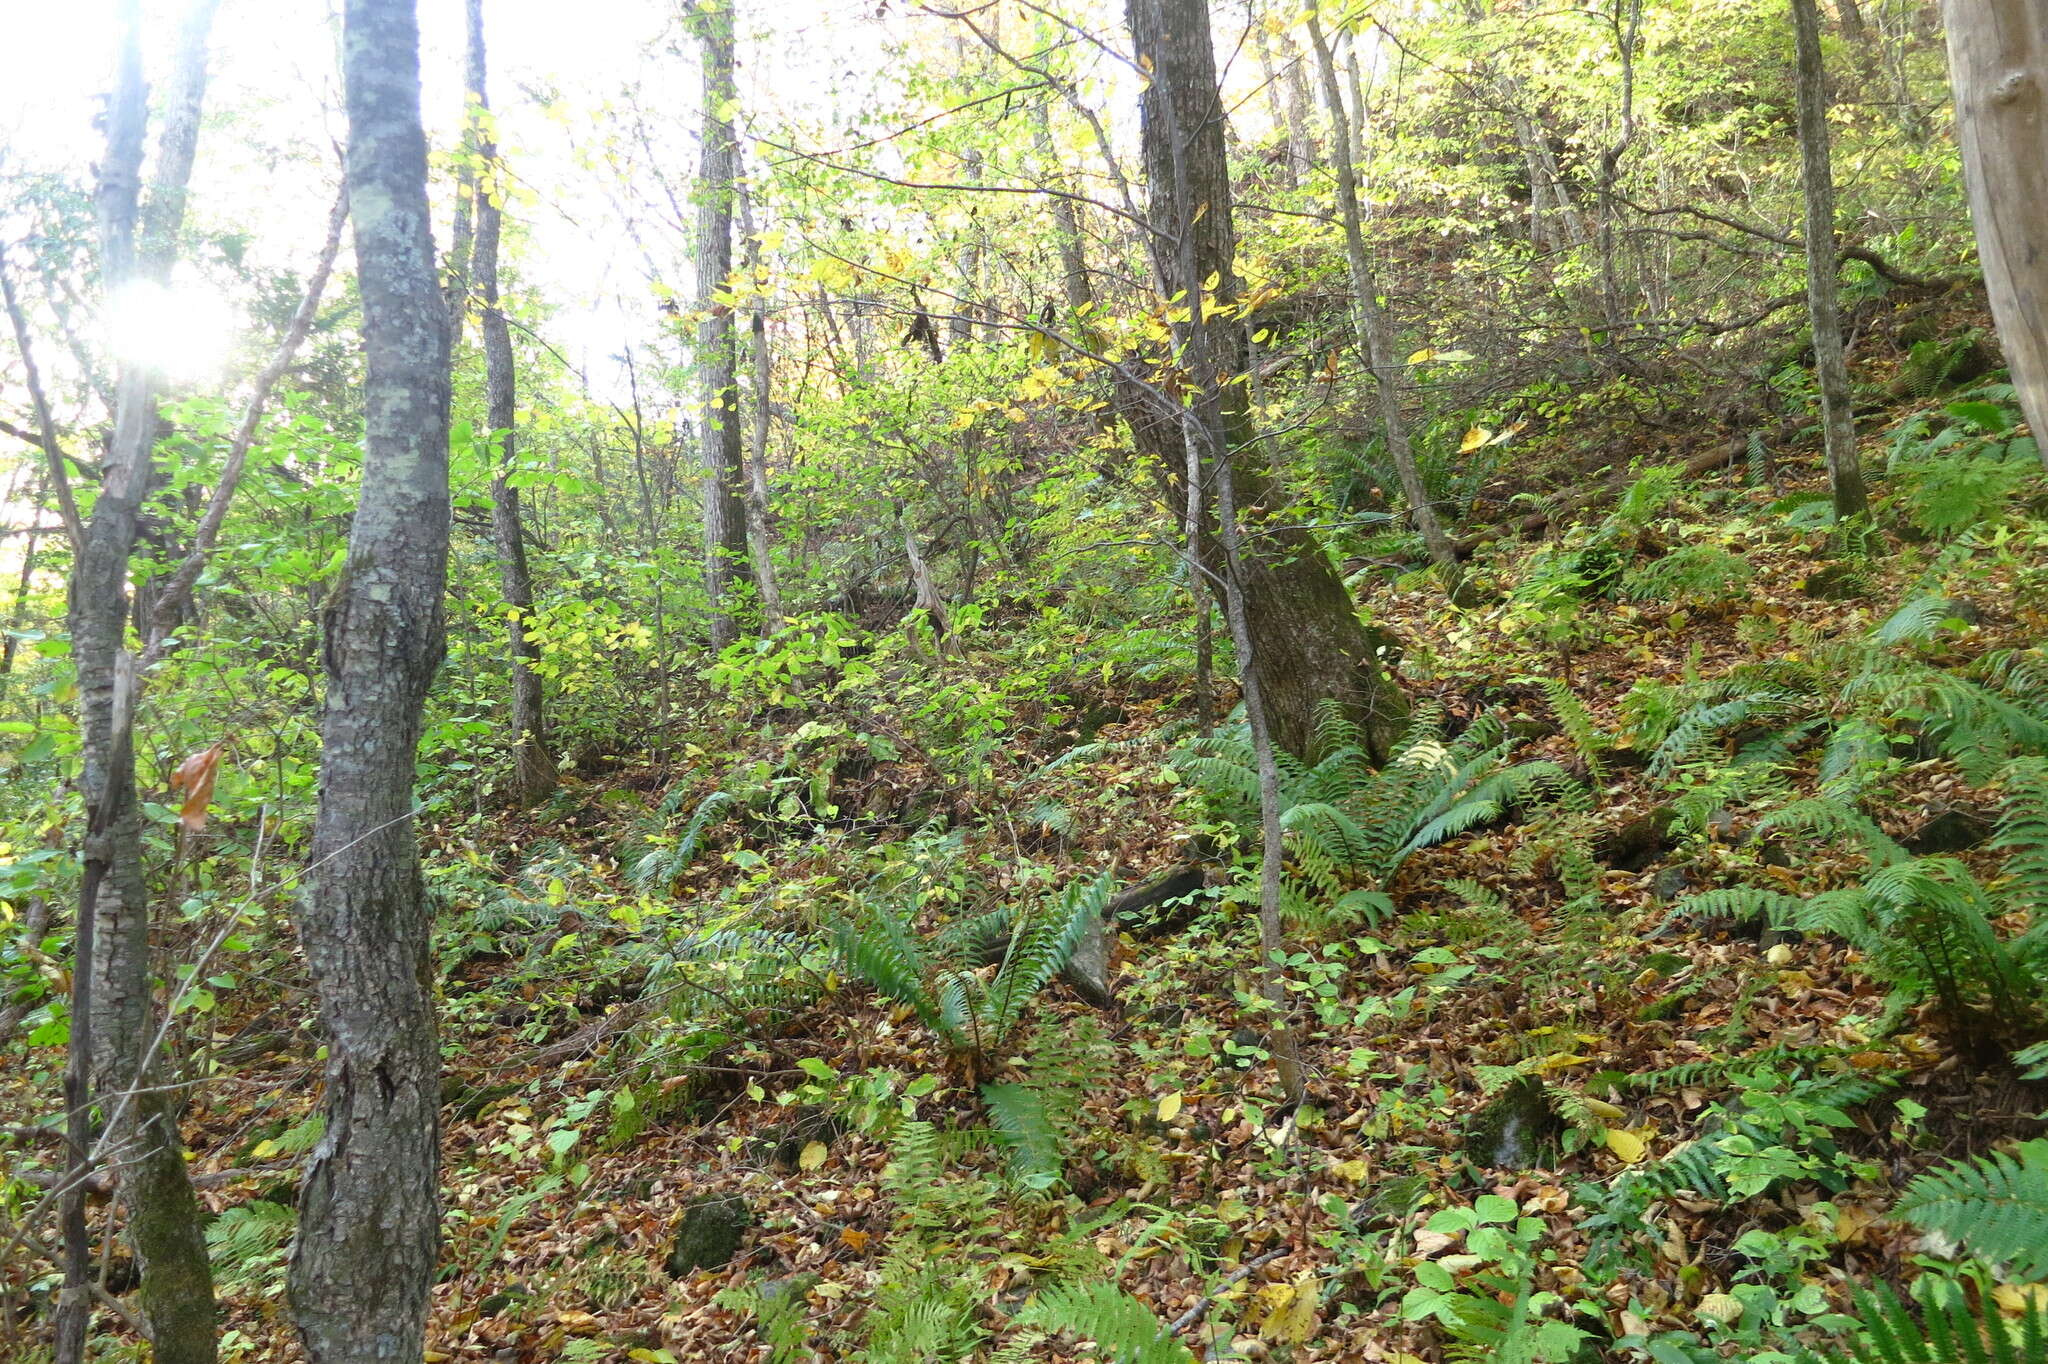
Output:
[[1013, 1282, 1193, 1364], [832, 870, 1110, 1066], [1896, 1140, 2048, 1279], [1800, 1280, 2048, 1364], [1885, 390, 2045, 538], [625, 789, 738, 892], [205, 1201, 295, 1293], [1180, 703, 1577, 930], [1537, 677, 1609, 780], [1618, 544, 1754, 607]]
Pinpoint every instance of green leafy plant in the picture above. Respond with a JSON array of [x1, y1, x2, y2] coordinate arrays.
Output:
[[832, 870, 1110, 1077], [1896, 1139, 2048, 1278], [1799, 1279, 2048, 1364], [1179, 703, 1578, 930]]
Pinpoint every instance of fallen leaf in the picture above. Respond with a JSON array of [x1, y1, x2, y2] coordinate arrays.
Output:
[[798, 1140, 828, 1171], [1157, 1091, 1183, 1123], [1603, 1127, 1647, 1163]]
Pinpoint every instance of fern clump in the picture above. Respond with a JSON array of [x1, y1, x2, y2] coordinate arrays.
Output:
[[1618, 544, 1754, 608], [833, 870, 1111, 1076], [1179, 702, 1578, 930]]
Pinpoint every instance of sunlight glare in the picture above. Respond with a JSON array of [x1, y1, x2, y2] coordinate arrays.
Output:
[[106, 280, 237, 386]]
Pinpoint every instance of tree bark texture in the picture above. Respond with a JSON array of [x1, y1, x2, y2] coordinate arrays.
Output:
[[1304, 10, 1462, 589], [1941, 0, 2048, 467], [689, 1, 750, 649], [1124, 0, 1406, 764], [66, 2, 221, 1356], [466, 0, 556, 805], [736, 172, 784, 631], [290, 2, 451, 1358], [1792, 0, 1870, 517], [1128, 0, 1306, 1106]]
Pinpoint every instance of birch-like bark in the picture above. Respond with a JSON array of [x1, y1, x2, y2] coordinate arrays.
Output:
[[1792, 0, 1869, 517], [687, 0, 750, 649], [289, 1, 451, 1357], [736, 171, 783, 631], [1305, 9, 1462, 590], [465, 0, 556, 804], [1941, 0, 2048, 467]]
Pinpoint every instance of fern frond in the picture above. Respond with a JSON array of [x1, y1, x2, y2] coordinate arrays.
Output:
[[1897, 1140, 2048, 1278], [984, 1082, 1063, 1187], [1995, 758, 2048, 917], [1538, 678, 1608, 780], [1801, 1279, 2048, 1364], [1015, 1281, 1194, 1364]]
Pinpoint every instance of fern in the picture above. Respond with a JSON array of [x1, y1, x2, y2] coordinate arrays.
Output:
[[834, 871, 1110, 1067], [1800, 1279, 2048, 1364], [1995, 758, 2048, 918], [1538, 678, 1608, 780], [205, 1201, 294, 1284], [1014, 1281, 1194, 1364], [1896, 1140, 2048, 1278], [1180, 703, 1578, 929], [627, 790, 739, 892], [984, 1082, 1063, 1188]]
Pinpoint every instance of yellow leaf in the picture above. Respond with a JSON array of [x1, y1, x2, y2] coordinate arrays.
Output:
[[251, 1139, 279, 1159], [1407, 347, 1435, 365], [1459, 426, 1491, 453], [1331, 1158, 1370, 1183], [798, 1140, 829, 1171], [1603, 1127, 1648, 1163], [1995, 1283, 2048, 1315], [1260, 1274, 1322, 1345], [1156, 1091, 1183, 1123]]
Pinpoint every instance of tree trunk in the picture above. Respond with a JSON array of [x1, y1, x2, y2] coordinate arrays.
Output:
[[289, 1, 451, 1358], [1941, 0, 2048, 467], [688, 0, 749, 649], [1792, 0, 1870, 517], [465, 0, 555, 804], [1252, 21, 1298, 190], [1128, 0, 1306, 1108], [1305, 9, 1463, 592], [62, 2, 221, 1357], [736, 171, 784, 632], [1123, 0, 1406, 765]]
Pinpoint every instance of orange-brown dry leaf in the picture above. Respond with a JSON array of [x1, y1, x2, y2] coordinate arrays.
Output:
[[169, 741, 225, 832]]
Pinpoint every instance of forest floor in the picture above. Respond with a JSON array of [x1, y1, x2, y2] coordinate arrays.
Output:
[[7, 352, 2048, 1362]]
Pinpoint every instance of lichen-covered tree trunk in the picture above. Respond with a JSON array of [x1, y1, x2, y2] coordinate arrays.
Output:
[[1941, 0, 2048, 468], [62, 2, 220, 1357], [1121, 0, 1406, 765], [289, 1, 451, 1357], [1791, 0, 1869, 517], [466, 0, 555, 805], [689, 0, 749, 649]]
